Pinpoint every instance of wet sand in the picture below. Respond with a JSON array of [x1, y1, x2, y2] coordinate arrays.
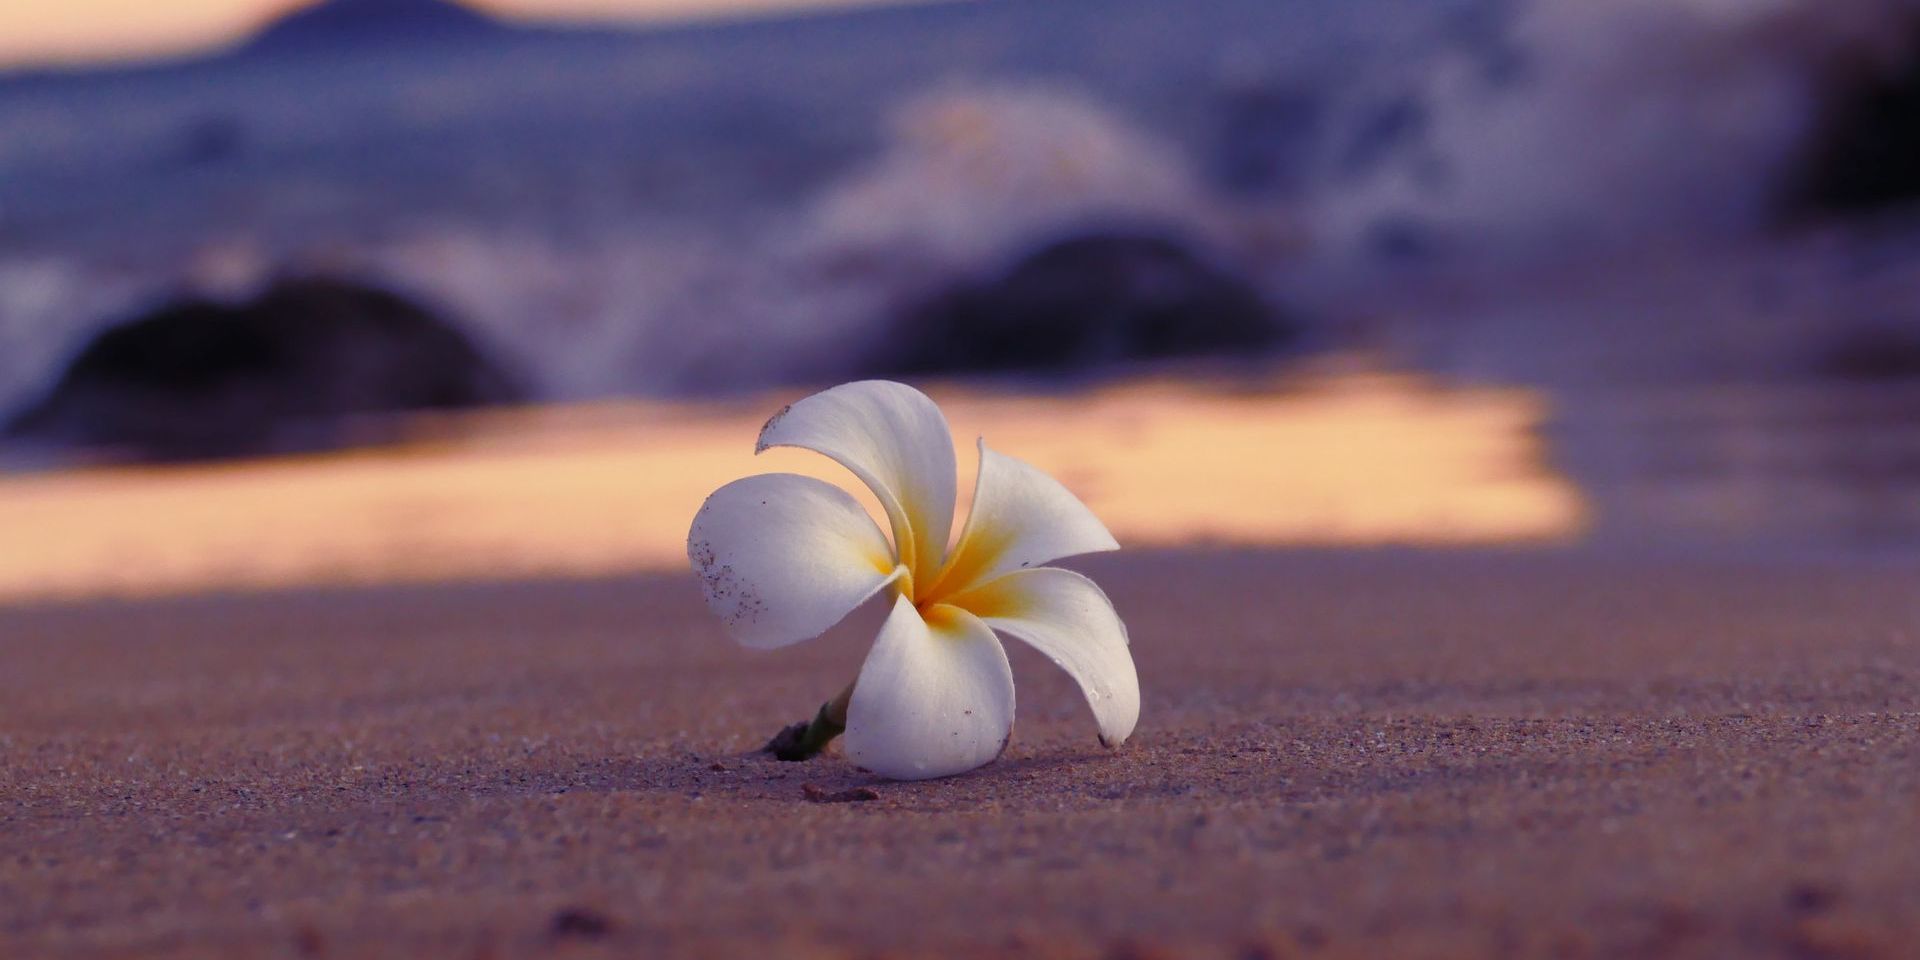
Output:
[[5, 547, 1919, 959], [0, 373, 1580, 604]]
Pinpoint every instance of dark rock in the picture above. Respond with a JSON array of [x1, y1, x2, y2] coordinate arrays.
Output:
[[6, 277, 524, 462], [1779, 18, 1920, 220], [1813, 324, 1920, 382], [877, 231, 1296, 377], [241, 0, 504, 56], [548, 907, 613, 940]]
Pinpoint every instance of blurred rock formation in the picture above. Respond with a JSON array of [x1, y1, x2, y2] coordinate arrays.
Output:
[[874, 231, 1295, 376], [6, 277, 523, 461]]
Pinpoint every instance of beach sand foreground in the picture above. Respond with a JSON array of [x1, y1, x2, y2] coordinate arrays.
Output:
[[5, 548, 1918, 958]]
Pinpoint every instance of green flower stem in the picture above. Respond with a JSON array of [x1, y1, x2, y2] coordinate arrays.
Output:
[[764, 682, 854, 761]]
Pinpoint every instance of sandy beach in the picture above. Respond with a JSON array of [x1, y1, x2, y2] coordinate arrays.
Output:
[[12, 0, 1920, 956], [6, 546, 1918, 958]]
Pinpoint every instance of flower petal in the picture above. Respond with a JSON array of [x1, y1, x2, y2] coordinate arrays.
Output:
[[949, 567, 1138, 748], [929, 441, 1118, 598], [688, 473, 901, 649], [756, 380, 957, 585], [843, 596, 1015, 780]]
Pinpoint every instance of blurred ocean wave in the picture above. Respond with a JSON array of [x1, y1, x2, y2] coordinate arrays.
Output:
[[4, 0, 1920, 509], [0, 0, 1466, 413]]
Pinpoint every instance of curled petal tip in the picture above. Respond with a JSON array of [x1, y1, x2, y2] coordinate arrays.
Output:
[[755, 403, 793, 452]]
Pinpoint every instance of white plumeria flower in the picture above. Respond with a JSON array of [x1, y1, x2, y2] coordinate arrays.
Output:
[[688, 380, 1139, 780]]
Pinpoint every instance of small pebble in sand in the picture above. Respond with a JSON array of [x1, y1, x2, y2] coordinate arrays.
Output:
[[549, 907, 614, 940], [802, 784, 880, 803], [1786, 882, 1838, 913]]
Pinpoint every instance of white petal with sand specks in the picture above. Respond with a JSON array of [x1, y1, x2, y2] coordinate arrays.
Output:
[[688, 473, 899, 649]]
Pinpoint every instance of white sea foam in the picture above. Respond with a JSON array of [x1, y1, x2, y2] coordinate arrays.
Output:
[[1312, 0, 1920, 259]]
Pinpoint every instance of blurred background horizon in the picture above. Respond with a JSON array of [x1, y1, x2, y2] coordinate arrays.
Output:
[[0, 0, 941, 69], [6, 0, 1920, 602]]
